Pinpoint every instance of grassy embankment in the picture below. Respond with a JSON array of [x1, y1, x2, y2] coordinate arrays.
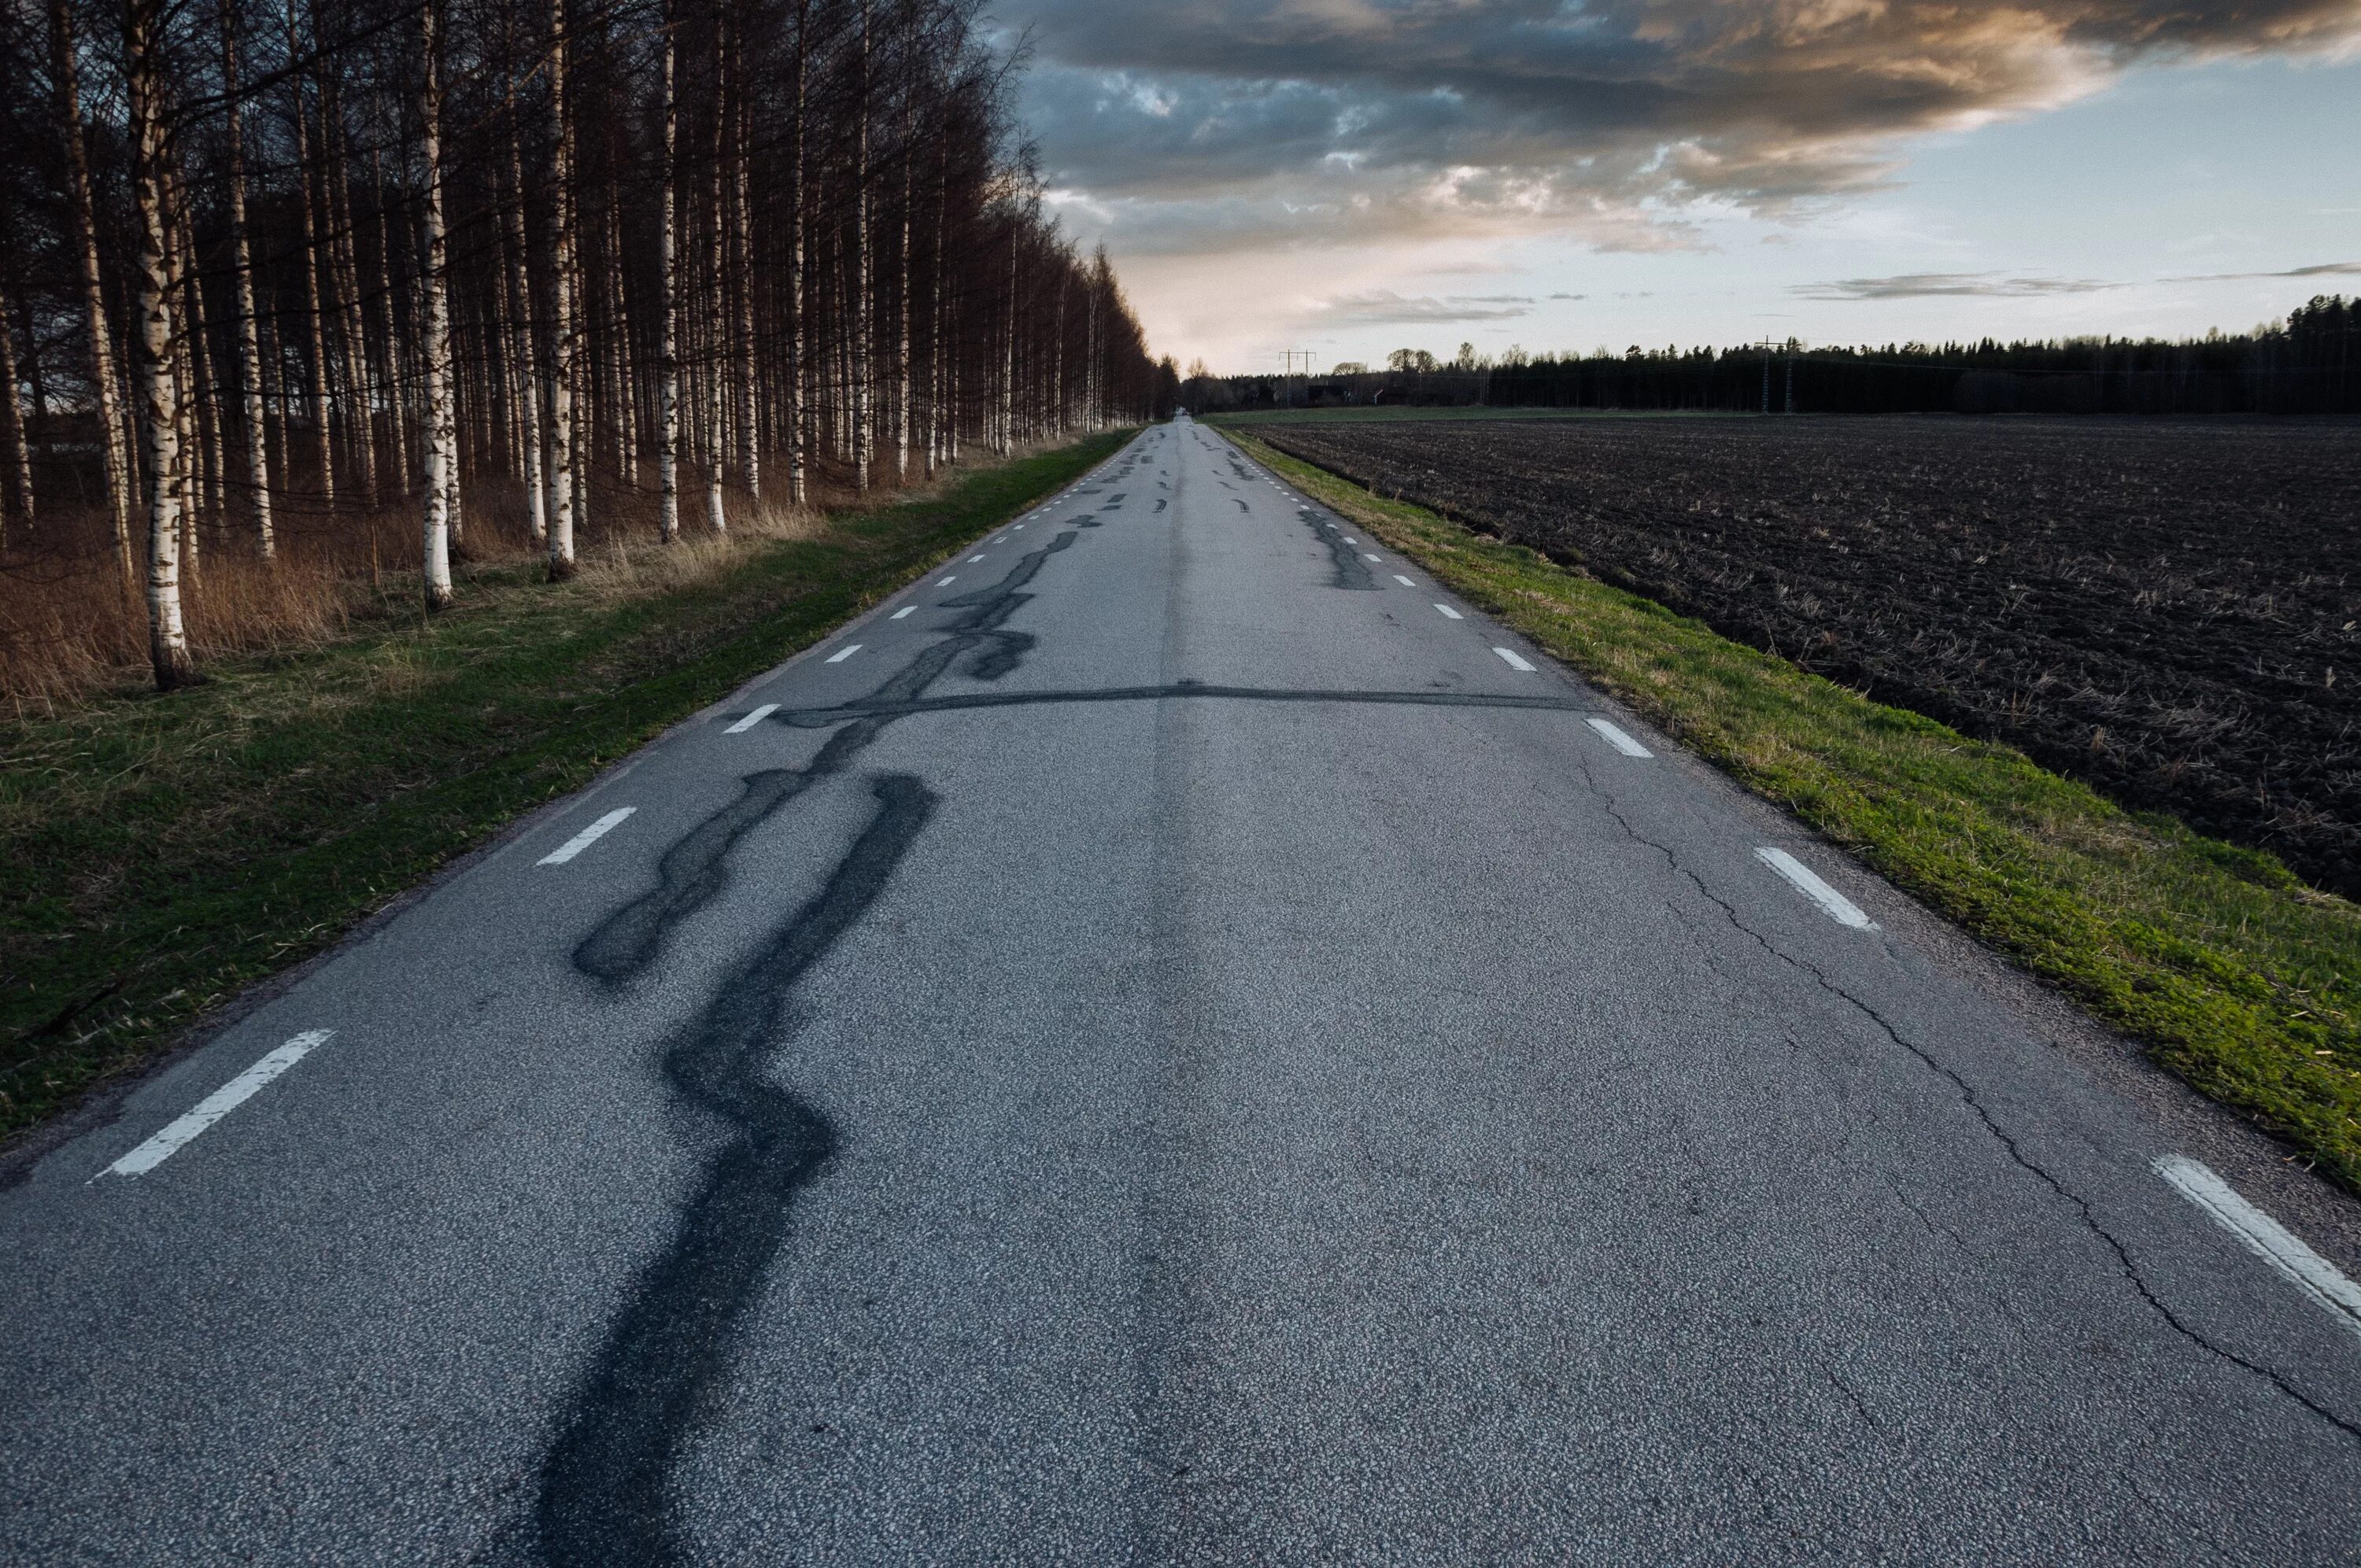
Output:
[[1219, 424, 2361, 1192], [1, 432, 1135, 1142]]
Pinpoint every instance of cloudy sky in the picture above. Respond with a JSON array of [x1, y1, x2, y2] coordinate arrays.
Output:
[[995, 0, 2361, 372]]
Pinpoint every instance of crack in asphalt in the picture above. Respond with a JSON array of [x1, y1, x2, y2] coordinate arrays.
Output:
[[1577, 766, 2361, 1445], [1296, 505, 1377, 589], [767, 684, 1598, 728], [576, 528, 1087, 984], [537, 504, 1122, 1562], [537, 775, 937, 1566]]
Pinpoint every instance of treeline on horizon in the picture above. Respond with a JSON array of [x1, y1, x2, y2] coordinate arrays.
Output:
[[0, 0, 1177, 691], [1190, 294, 2360, 418]]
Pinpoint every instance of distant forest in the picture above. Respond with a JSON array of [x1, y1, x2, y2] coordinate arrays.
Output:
[[1191, 294, 2361, 418]]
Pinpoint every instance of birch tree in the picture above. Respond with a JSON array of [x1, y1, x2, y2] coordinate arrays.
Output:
[[419, 0, 454, 610]]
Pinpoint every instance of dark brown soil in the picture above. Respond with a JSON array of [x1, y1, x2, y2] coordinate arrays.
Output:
[[1258, 415, 2361, 899]]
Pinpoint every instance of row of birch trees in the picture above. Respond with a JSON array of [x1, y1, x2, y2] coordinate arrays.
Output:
[[0, 0, 1166, 688]]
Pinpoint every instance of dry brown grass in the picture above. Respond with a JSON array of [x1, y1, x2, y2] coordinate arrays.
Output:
[[0, 466, 887, 716]]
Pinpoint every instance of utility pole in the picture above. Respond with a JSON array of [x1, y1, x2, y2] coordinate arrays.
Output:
[[1280, 349, 1317, 407]]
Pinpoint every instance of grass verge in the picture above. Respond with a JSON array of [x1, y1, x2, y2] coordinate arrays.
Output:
[[2, 432, 1135, 1142], [1222, 425, 2361, 1192]]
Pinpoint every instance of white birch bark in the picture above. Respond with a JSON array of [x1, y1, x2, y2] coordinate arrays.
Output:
[[324, 90, 375, 507], [283, 0, 334, 505], [545, 0, 579, 577], [851, 0, 871, 490], [704, 14, 726, 533], [895, 105, 910, 481], [730, 6, 757, 502], [0, 271, 35, 539], [125, 0, 193, 687], [216, 0, 275, 557], [367, 151, 408, 496], [786, 0, 808, 505], [501, 111, 545, 538], [49, 0, 134, 570], [419, 0, 455, 609], [657, 0, 678, 540], [998, 216, 1014, 454]]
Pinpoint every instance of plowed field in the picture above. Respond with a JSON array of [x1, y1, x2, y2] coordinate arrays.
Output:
[[1256, 416, 2361, 899]]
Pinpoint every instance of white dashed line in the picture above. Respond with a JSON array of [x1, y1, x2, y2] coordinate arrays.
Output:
[[891, 606, 916, 620], [1493, 647, 1536, 672], [1012, 523, 1024, 530], [967, 554, 985, 562], [936, 575, 956, 586], [540, 806, 637, 865], [1362, 553, 1383, 563], [826, 644, 863, 663], [1434, 604, 1463, 619], [1343, 537, 1358, 544], [101, 1030, 337, 1178], [725, 703, 778, 733], [1584, 718, 1653, 758], [2154, 1156, 2361, 1339], [1392, 574, 1417, 587], [1754, 847, 1876, 929]]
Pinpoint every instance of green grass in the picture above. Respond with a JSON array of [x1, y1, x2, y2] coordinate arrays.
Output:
[[1207, 405, 1755, 426], [1, 433, 1134, 1141], [1223, 426, 2361, 1191]]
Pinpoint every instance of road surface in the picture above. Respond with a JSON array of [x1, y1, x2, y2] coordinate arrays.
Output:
[[6, 416, 2359, 1564]]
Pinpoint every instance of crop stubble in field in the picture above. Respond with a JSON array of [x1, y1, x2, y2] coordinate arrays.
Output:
[[1259, 416, 2361, 900]]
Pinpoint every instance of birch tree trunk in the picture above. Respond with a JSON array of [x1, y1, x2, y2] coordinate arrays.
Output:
[[0, 272, 35, 540], [284, 0, 334, 506], [730, 3, 757, 502], [419, 0, 455, 609], [545, 0, 579, 578], [851, 0, 871, 491], [325, 85, 375, 507], [125, 0, 194, 687], [896, 107, 911, 481], [216, 0, 275, 557], [49, 0, 135, 572], [926, 136, 944, 476], [657, 0, 678, 541], [998, 216, 1014, 454], [174, 180, 224, 529], [705, 12, 726, 533], [502, 109, 545, 538], [368, 151, 409, 496], [786, 0, 808, 506]]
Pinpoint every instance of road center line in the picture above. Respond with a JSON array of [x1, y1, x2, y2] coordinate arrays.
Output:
[[101, 1030, 338, 1178], [725, 703, 779, 733], [936, 575, 956, 585], [1585, 717, 1653, 758], [967, 554, 985, 562], [540, 806, 637, 865], [1754, 847, 1877, 929], [2154, 1155, 2361, 1338], [1435, 604, 1463, 619], [1392, 574, 1417, 587], [891, 606, 916, 620], [1493, 647, 1536, 672], [1363, 553, 1383, 562], [826, 644, 863, 664]]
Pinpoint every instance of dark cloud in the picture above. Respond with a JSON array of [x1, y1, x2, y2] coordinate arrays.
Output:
[[1794, 272, 2119, 300], [2161, 260, 2361, 281], [1006, 0, 2361, 252]]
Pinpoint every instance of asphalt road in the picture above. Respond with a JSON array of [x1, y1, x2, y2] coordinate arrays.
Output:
[[6, 415, 2360, 1565]]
